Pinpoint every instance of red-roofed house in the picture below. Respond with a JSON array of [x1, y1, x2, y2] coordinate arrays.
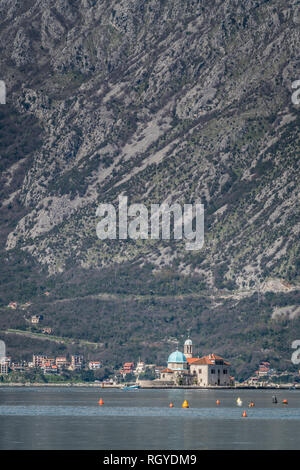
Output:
[[257, 362, 271, 377], [189, 354, 231, 386], [159, 368, 175, 381], [41, 363, 58, 374], [123, 362, 134, 372], [8, 302, 17, 309]]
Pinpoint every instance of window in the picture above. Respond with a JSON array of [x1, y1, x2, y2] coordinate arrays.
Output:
[[223, 369, 227, 374], [211, 369, 215, 374]]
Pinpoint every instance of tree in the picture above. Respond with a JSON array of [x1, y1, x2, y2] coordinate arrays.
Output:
[[138, 369, 156, 380], [80, 370, 94, 382]]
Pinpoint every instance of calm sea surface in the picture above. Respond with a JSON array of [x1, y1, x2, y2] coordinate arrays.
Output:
[[0, 387, 300, 450]]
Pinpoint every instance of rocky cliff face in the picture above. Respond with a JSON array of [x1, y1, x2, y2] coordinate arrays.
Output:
[[0, 0, 299, 374]]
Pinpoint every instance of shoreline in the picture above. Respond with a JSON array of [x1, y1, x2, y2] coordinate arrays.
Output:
[[0, 382, 298, 390]]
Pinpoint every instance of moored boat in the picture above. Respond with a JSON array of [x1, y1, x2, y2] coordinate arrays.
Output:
[[121, 385, 140, 390]]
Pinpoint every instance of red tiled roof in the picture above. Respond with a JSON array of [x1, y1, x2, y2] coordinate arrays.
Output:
[[189, 357, 212, 365], [189, 354, 231, 366], [160, 368, 174, 373], [187, 357, 200, 364]]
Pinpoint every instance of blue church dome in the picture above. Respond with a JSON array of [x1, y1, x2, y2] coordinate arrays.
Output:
[[168, 350, 187, 363]]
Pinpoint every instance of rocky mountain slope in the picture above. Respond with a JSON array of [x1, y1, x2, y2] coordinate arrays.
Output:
[[0, 0, 299, 378]]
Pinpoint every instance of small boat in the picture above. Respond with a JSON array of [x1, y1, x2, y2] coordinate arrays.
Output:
[[121, 385, 140, 390]]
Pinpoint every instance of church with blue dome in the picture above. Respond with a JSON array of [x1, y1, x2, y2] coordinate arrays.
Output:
[[167, 350, 188, 371], [167, 337, 194, 370], [159, 337, 232, 387]]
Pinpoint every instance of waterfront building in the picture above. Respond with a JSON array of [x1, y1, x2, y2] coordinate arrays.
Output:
[[257, 362, 271, 377], [56, 357, 68, 369], [134, 361, 145, 375], [44, 358, 55, 366], [120, 362, 135, 375], [188, 354, 230, 386], [154, 366, 165, 378], [33, 355, 47, 368], [1, 357, 11, 367], [88, 361, 101, 370], [41, 363, 58, 374], [159, 367, 175, 381], [69, 355, 83, 370], [0, 362, 8, 375], [11, 361, 28, 372], [160, 337, 231, 387]]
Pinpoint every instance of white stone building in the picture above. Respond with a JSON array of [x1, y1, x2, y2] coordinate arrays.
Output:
[[188, 354, 230, 386], [160, 337, 231, 387]]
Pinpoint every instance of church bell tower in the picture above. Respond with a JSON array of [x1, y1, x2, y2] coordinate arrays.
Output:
[[184, 337, 193, 359]]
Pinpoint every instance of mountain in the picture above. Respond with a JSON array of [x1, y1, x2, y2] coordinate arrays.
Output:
[[0, 0, 299, 379]]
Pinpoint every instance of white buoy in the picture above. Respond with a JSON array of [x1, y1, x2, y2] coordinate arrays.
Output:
[[236, 397, 243, 407]]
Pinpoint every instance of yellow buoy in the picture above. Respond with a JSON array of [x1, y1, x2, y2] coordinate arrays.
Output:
[[98, 397, 104, 405], [182, 400, 189, 408]]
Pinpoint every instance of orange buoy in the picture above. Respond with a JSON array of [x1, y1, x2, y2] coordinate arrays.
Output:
[[182, 400, 189, 408], [169, 402, 174, 408], [283, 399, 288, 405], [216, 400, 220, 405], [249, 401, 255, 408], [98, 397, 104, 405], [242, 410, 247, 417]]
